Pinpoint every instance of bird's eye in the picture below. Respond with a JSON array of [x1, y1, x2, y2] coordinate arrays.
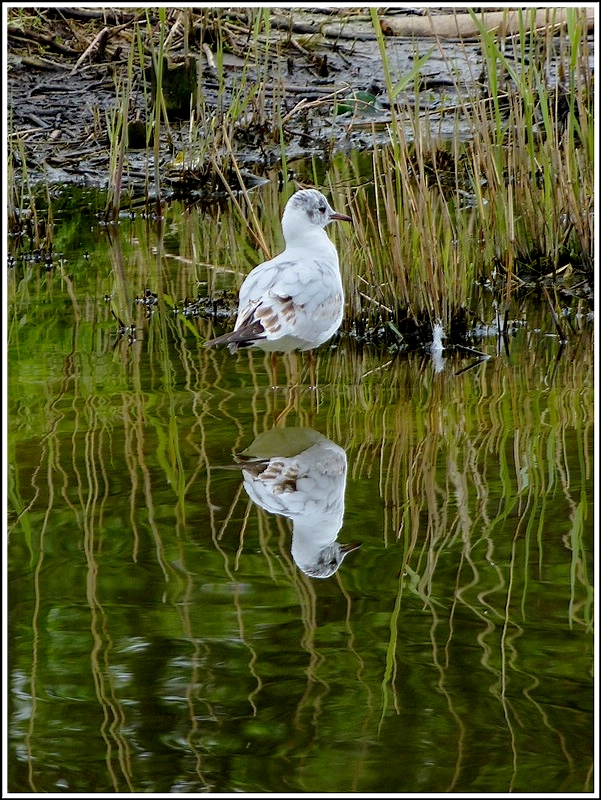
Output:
[[318, 205, 326, 214]]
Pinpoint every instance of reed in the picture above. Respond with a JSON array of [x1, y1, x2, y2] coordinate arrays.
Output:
[[104, 42, 134, 222], [465, 8, 593, 273], [6, 7, 592, 348], [6, 10, 594, 793], [339, 7, 594, 347], [7, 127, 45, 248]]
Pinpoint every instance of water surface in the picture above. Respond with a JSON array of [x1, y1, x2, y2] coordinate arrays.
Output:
[[7, 185, 594, 794]]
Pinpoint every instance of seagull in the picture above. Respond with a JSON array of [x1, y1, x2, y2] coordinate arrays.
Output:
[[204, 189, 352, 362], [233, 427, 361, 579]]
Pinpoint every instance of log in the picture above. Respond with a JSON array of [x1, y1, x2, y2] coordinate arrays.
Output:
[[7, 25, 79, 56], [379, 8, 595, 39]]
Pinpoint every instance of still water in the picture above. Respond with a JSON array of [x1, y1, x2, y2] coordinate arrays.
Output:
[[7, 182, 594, 794]]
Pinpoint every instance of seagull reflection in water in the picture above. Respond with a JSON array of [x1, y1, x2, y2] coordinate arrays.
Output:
[[232, 427, 360, 578]]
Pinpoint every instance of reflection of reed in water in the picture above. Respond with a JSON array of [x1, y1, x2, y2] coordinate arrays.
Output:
[[231, 427, 360, 578], [7, 185, 594, 792]]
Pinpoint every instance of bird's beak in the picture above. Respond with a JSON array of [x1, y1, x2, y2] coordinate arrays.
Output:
[[331, 212, 352, 223]]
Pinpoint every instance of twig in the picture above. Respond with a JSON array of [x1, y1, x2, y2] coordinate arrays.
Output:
[[50, 7, 140, 24], [69, 26, 109, 75], [455, 343, 491, 359], [455, 358, 488, 376], [202, 43, 216, 72], [280, 86, 351, 125], [358, 291, 393, 314]]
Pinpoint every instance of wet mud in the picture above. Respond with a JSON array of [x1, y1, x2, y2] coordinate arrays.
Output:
[[9, 7, 578, 194]]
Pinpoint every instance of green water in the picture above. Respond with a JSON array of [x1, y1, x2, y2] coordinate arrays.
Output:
[[7, 185, 594, 793]]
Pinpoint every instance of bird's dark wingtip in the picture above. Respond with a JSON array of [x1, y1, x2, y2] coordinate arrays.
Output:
[[205, 320, 267, 350]]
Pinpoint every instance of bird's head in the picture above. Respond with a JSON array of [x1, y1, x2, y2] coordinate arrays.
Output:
[[281, 189, 351, 242]]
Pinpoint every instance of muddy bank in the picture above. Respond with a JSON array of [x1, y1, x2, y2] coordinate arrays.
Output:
[[7, 6, 591, 197]]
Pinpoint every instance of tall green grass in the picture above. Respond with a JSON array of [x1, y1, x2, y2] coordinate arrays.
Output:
[[349, 7, 593, 343]]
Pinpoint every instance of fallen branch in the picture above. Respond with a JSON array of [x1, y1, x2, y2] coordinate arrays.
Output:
[[7, 25, 79, 56], [224, 8, 375, 41], [47, 7, 140, 24], [379, 8, 595, 39], [69, 26, 109, 75]]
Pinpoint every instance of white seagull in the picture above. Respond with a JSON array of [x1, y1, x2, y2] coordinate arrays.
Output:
[[204, 189, 351, 356]]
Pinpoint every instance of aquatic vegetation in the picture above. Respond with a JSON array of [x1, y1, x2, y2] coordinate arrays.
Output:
[[6, 13, 594, 791], [339, 7, 593, 346], [7, 236, 594, 789], [7, 7, 592, 349]]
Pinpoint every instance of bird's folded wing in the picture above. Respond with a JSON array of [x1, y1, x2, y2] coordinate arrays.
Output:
[[237, 259, 342, 339]]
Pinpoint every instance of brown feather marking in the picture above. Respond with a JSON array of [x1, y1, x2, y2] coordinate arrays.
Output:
[[256, 306, 281, 333], [279, 297, 296, 322]]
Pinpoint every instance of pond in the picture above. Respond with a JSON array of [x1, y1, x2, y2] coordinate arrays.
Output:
[[6, 159, 594, 793]]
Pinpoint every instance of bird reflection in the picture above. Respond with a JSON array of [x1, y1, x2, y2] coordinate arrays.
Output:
[[233, 427, 360, 578]]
